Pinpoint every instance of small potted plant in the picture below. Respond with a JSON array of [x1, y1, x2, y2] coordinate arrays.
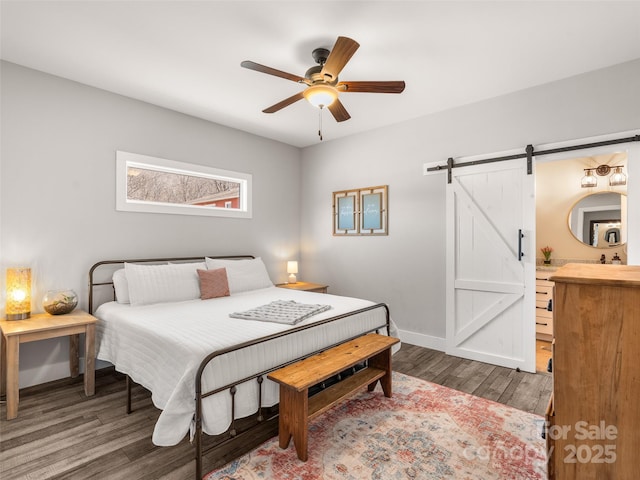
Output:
[[540, 246, 553, 265]]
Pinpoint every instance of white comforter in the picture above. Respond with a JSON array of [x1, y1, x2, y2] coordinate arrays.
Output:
[[95, 286, 397, 446]]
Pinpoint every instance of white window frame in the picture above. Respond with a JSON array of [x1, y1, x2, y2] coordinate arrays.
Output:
[[116, 151, 252, 219]]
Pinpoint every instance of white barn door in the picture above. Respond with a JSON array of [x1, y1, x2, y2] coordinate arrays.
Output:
[[446, 158, 535, 372]]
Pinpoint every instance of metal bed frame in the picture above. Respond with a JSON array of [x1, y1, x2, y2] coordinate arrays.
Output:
[[88, 255, 391, 479]]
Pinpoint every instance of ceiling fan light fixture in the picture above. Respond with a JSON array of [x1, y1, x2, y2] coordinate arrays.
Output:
[[303, 84, 338, 108]]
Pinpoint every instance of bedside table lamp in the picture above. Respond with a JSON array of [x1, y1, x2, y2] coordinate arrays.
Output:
[[6, 267, 31, 320], [287, 261, 298, 284]]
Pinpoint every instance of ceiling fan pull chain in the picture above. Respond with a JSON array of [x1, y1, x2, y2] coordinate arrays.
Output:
[[318, 107, 323, 141]]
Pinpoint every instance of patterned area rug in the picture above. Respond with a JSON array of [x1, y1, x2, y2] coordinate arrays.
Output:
[[205, 372, 546, 479]]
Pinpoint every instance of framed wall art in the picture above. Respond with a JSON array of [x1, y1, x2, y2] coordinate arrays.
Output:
[[359, 185, 388, 235], [332, 185, 388, 236], [333, 189, 359, 235]]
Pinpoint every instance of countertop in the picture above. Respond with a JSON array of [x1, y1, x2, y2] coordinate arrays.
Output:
[[536, 265, 558, 272], [549, 263, 640, 287]]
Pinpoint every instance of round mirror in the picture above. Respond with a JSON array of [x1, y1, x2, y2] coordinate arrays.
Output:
[[567, 192, 626, 248]]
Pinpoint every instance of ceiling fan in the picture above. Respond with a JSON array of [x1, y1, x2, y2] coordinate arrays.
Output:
[[241, 36, 405, 124]]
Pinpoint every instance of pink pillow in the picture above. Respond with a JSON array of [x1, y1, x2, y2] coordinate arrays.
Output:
[[197, 268, 230, 299]]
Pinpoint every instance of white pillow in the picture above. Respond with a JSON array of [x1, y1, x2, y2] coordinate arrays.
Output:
[[169, 261, 207, 269], [124, 262, 203, 306], [204, 257, 273, 294], [112, 268, 130, 304]]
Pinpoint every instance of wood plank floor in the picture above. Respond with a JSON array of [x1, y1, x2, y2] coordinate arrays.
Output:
[[393, 343, 552, 416], [536, 339, 553, 373], [0, 343, 552, 480]]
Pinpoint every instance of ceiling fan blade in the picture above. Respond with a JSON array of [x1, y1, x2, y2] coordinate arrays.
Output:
[[328, 99, 351, 122], [338, 81, 406, 94], [241, 60, 306, 83], [262, 91, 305, 113], [321, 36, 360, 82]]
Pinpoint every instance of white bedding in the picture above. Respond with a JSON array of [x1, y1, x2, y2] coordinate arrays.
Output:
[[95, 286, 397, 446]]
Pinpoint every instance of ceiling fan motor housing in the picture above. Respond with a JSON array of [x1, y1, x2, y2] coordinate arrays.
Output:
[[305, 65, 336, 85], [306, 48, 334, 84], [312, 47, 330, 65]]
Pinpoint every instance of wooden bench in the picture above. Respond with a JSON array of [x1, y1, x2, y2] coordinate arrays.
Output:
[[267, 333, 400, 461]]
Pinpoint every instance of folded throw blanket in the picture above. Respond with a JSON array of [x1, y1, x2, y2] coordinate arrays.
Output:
[[229, 300, 332, 325]]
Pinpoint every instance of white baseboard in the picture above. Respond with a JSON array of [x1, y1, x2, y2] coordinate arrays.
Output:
[[20, 359, 80, 389], [19, 358, 113, 389], [397, 329, 446, 352]]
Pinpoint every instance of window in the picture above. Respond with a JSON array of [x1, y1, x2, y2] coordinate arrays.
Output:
[[116, 151, 252, 218]]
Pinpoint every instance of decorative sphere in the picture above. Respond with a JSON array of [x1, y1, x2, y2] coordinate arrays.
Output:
[[43, 289, 78, 315]]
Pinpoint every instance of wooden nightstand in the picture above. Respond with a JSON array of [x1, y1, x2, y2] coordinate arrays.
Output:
[[0, 309, 96, 420], [276, 281, 328, 293]]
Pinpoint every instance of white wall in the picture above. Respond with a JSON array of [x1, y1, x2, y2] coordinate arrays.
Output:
[[300, 58, 640, 348], [1, 62, 302, 387]]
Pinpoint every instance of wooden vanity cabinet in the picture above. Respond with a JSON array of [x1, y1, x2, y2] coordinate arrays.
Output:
[[548, 264, 640, 479], [535, 271, 554, 340]]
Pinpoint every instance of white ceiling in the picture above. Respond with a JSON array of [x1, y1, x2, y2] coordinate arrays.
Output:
[[2, 1, 640, 148]]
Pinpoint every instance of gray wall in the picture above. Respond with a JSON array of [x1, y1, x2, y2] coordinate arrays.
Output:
[[1, 62, 301, 387], [3, 58, 639, 387], [300, 58, 640, 347]]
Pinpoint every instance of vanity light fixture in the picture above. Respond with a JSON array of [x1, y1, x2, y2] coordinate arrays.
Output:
[[581, 164, 626, 188], [581, 169, 597, 188], [609, 166, 627, 186]]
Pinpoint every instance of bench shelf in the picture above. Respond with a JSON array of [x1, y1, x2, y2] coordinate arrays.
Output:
[[267, 333, 399, 461], [308, 367, 385, 419]]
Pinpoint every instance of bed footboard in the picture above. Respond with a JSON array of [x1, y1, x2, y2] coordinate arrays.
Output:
[[193, 302, 391, 479]]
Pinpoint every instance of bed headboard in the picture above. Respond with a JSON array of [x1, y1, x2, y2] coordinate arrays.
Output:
[[88, 255, 255, 314]]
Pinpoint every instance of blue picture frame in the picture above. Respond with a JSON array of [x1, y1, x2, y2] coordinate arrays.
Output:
[[337, 195, 356, 230], [362, 192, 382, 230], [359, 185, 388, 235]]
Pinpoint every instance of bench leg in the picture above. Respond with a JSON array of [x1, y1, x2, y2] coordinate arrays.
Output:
[[368, 348, 393, 397], [378, 372, 393, 398], [279, 387, 309, 461]]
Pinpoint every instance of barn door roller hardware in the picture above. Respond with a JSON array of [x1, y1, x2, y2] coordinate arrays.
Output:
[[428, 135, 640, 184]]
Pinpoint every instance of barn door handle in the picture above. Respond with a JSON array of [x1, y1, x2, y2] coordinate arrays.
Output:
[[518, 229, 525, 261]]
